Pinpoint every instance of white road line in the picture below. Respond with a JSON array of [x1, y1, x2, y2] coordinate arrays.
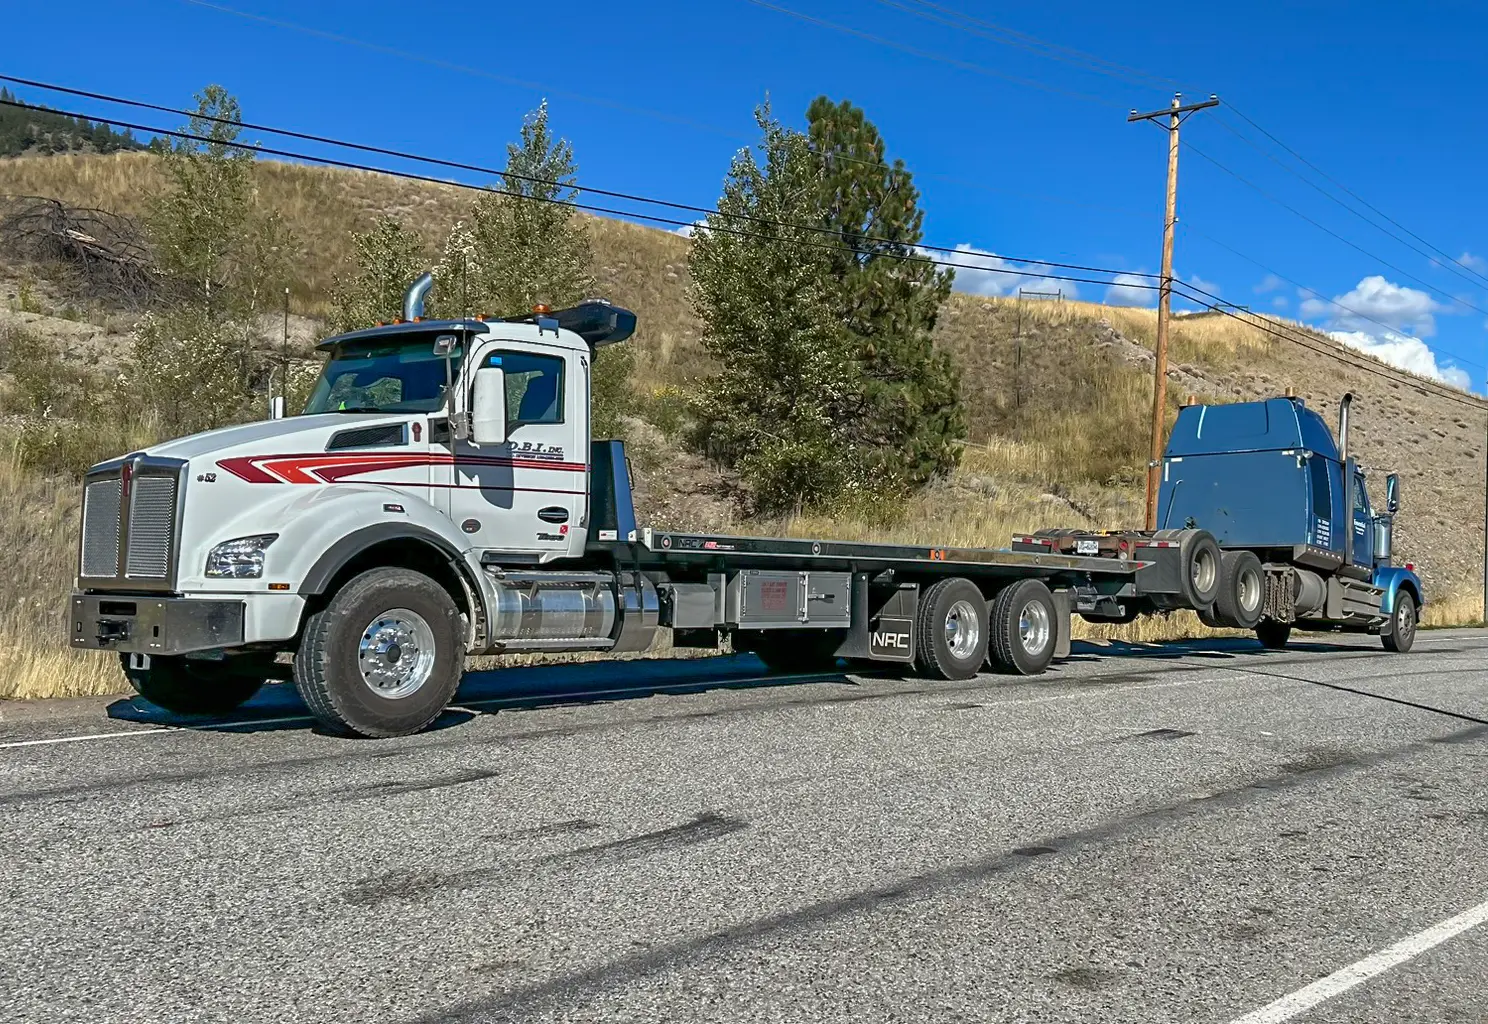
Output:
[[0, 727, 174, 750], [1228, 897, 1488, 1024]]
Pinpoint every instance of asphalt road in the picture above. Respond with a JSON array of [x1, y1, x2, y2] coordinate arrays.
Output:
[[3, 631, 1488, 1024]]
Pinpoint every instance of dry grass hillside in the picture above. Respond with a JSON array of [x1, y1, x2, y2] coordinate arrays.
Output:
[[2, 151, 1484, 700]]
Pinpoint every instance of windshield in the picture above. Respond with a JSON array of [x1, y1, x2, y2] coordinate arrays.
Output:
[[302, 338, 464, 415]]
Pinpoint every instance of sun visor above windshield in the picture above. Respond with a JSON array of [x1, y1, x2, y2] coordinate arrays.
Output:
[[315, 319, 488, 351]]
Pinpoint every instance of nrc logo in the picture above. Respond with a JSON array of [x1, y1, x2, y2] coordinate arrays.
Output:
[[872, 631, 910, 649]]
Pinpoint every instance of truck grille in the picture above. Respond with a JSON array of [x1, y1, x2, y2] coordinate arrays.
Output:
[[80, 478, 122, 578], [79, 457, 185, 590], [125, 475, 178, 579]]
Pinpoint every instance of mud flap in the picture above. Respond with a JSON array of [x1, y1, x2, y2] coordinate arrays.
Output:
[[1052, 588, 1071, 660]]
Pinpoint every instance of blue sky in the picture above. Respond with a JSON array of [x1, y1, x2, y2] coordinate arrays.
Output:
[[9, 0, 1488, 390]]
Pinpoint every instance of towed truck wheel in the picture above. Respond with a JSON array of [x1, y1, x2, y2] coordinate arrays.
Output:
[[294, 567, 465, 738], [1382, 590, 1417, 653], [987, 578, 1057, 676], [915, 577, 991, 680], [120, 653, 270, 716], [1207, 550, 1265, 629]]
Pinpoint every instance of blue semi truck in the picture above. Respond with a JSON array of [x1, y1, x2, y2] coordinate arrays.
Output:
[[1025, 392, 1422, 652]]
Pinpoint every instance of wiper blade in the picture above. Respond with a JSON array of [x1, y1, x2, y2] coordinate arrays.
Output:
[[333, 406, 385, 414]]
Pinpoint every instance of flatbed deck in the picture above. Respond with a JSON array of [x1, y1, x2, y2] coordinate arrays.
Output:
[[593, 528, 1154, 580]]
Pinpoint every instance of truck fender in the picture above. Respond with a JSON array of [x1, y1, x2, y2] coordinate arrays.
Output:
[[1373, 566, 1424, 616], [300, 522, 470, 595]]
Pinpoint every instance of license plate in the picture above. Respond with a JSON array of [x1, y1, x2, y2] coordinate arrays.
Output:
[[1075, 539, 1100, 555]]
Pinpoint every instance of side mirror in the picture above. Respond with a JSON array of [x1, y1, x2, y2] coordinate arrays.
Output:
[[470, 366, 507, 445], [1385, 473, 1401, 515]]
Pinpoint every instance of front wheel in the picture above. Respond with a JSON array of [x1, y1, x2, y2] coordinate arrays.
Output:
[[1382, 591, 1418, 653], [293, 567, 466, 737], [120, 654, 267, 715]]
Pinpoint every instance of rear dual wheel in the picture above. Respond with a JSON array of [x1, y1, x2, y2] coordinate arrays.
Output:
[[988, 579, 1058, 676], [915, 578, 990, 680]]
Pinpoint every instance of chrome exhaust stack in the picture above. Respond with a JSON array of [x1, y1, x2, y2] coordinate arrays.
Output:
[[403, 271, 434, 321]]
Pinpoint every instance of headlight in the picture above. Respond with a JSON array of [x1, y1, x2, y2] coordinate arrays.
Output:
[[205, 534, 279, 579]]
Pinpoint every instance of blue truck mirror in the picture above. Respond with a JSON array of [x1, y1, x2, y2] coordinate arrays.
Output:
[[1386, 473, 1401, 514]]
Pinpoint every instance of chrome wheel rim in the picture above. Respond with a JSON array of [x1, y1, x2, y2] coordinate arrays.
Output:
[[358, 608, 437, 699], [1192, 549, 1218, 595], [1239, 567, 1263, 613], [944, 599, 982, 660], [1019, 600, 1051, 656]]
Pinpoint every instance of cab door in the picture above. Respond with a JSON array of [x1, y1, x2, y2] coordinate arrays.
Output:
[[434, 341, 586, 559], [1351, 470, 1375, 568]]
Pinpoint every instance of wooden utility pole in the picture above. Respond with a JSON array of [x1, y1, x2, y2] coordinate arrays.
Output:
[[1129, 92, 1219, 529]]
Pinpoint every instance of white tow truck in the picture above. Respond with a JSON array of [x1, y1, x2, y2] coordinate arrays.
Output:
[[69, 275, 1225, 737]]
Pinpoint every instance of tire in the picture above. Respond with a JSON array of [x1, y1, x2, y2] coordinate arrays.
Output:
[[987, 578, 1058, 676], [914, 577, 990, 680], [1211, 550, 1265, 629], [1382, 590, 1418, 653], [293, 567, 465, 738], [1255, 620, 1291, 650], [736, 630, 843, 673], [1178, 530, 1222, 610], [119, 653, 267, 716]]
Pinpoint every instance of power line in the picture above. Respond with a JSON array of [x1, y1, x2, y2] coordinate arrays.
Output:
[[1182, 139, 1488, 321], [1225, 102, 1488, 290], [176, 0, 742, 141], [0, 77, 1157, 283], [172, 0, 1149, 217], [737, 0, 1123, 107], [1210, 114, 1488, 295], [878, 0, 1177, 91], [1179, 223, 1485, 371], [0, 96, 1158, 296], [1169, 282, 1485, 410]]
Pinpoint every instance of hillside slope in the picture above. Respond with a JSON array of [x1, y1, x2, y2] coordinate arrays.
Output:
[[1, 151, 1484, 699]]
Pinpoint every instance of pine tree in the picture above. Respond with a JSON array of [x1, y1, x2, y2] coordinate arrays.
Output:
[[803, 97, 964, 490], [688, 99, 964, 513], [689, 105, 862, 512]]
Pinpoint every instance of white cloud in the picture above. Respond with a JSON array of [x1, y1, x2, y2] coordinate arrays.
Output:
[[944, 244, 1080, 300], [673, 219, 707, 238], [1104, 272, 1155, 307], [1272, 295, 1289, 310], [1187, 273, 1221, 299], [1301, 275, 1442, 337], [1254, 273, 1286, 294], [1459, 252, 1488, 273], [1329, 329, 1471, 390]]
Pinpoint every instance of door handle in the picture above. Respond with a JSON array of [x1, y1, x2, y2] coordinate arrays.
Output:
[[537, 506, 570, 524]]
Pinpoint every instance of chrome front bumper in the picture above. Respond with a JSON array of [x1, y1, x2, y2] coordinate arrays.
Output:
[[69, 593, 245, 656]]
